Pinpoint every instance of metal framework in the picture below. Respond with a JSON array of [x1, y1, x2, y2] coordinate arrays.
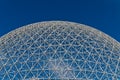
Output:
[[0, 21, 120, 80]]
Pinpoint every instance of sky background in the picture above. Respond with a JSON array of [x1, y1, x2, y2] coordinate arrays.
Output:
[[0, 0, 120, 42]]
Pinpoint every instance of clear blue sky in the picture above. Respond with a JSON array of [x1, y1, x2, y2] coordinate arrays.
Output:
[[0, 0, 120, 42]]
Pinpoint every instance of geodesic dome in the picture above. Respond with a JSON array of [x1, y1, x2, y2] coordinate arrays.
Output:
[[0, 21, 120, 80]]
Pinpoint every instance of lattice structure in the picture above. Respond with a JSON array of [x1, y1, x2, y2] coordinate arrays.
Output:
[[0, 21, 120, 80]]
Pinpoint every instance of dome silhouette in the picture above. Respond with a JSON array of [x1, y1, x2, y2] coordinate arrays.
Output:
[[0, 21, 120, 80]]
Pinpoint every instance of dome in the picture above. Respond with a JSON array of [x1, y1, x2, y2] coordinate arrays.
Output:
[[0, 21, 120, 80]]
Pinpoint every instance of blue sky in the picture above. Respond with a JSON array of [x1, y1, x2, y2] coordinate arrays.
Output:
[[0, 0, 120, 42]]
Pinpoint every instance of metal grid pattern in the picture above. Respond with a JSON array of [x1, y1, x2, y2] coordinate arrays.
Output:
[[0, 21, 120, 80]]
